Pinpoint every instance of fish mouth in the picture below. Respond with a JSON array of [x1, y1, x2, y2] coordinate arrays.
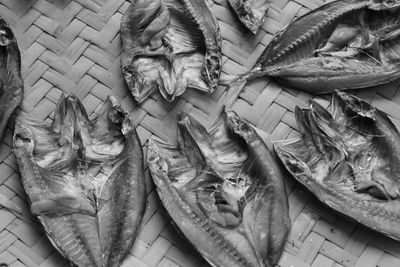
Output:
[[121, 0, 221, 103], [13, 94, 146, 267], [274, 91, 400, 240], [147, 109, 290, 267], [255, 0, 400, 93]]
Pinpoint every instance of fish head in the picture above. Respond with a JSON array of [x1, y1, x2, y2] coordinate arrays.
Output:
[[274, 139, 314, 186], [274, 107, 326, 188], [227, 0, 271, 34], [335, 90, 375, 117], [224, 107, 253, 140], [333, 90, 380, 137], [275, 98, 351, 191]]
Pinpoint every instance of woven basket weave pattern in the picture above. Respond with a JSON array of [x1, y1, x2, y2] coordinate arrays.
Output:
[[0, 0, 400, 266]]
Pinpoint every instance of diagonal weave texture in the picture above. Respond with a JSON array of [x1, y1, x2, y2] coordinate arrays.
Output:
[[0, 0, 400, 266]]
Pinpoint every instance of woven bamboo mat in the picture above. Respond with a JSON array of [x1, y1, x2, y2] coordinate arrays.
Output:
[[1, 0, 400, 266]]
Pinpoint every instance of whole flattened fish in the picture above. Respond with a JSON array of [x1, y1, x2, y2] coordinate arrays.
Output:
[[245, 0, 400, 93], [147, 109, 290, 267], [228, 0, 271, 34], [274, 91, 400, 240], [121, 0, 222, 103], [0, 17, 23, 143], [13, 95, 146, 267]]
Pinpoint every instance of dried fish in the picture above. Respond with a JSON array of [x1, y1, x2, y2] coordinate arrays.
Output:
[[0, 17, 23, 143], [13, 95, 146, 267], [275, 91, 400, 240], [0, 18, 23, 215], [147, 109, 290, 267], [228, 0, 271, 34], [246, 0, 400, 93], [121, 0, 222, 103]]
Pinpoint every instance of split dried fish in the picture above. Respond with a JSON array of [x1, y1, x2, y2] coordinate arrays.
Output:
[[275, 91, 400, 240], [147, 109, 290, 267], [121, 0, 222, 103], [245, 0, 400, 93], [0, 17, 23, 214], [228, 0, 271, 34], [13, 95, 146, 267], [0, 17, 23, 143]]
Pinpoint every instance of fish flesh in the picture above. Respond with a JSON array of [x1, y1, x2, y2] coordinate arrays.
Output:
[[13, 95, 146, 267], [245, 0, 400, 93], [0, 17, 23, 143], [147, 109, 290, 267], [121, 0, 222, 103], [228, 0, 271, 34], [275, 90, 400, 240]]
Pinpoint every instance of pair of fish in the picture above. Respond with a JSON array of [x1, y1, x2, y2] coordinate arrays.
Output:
[[14, 98, 291, 267]]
